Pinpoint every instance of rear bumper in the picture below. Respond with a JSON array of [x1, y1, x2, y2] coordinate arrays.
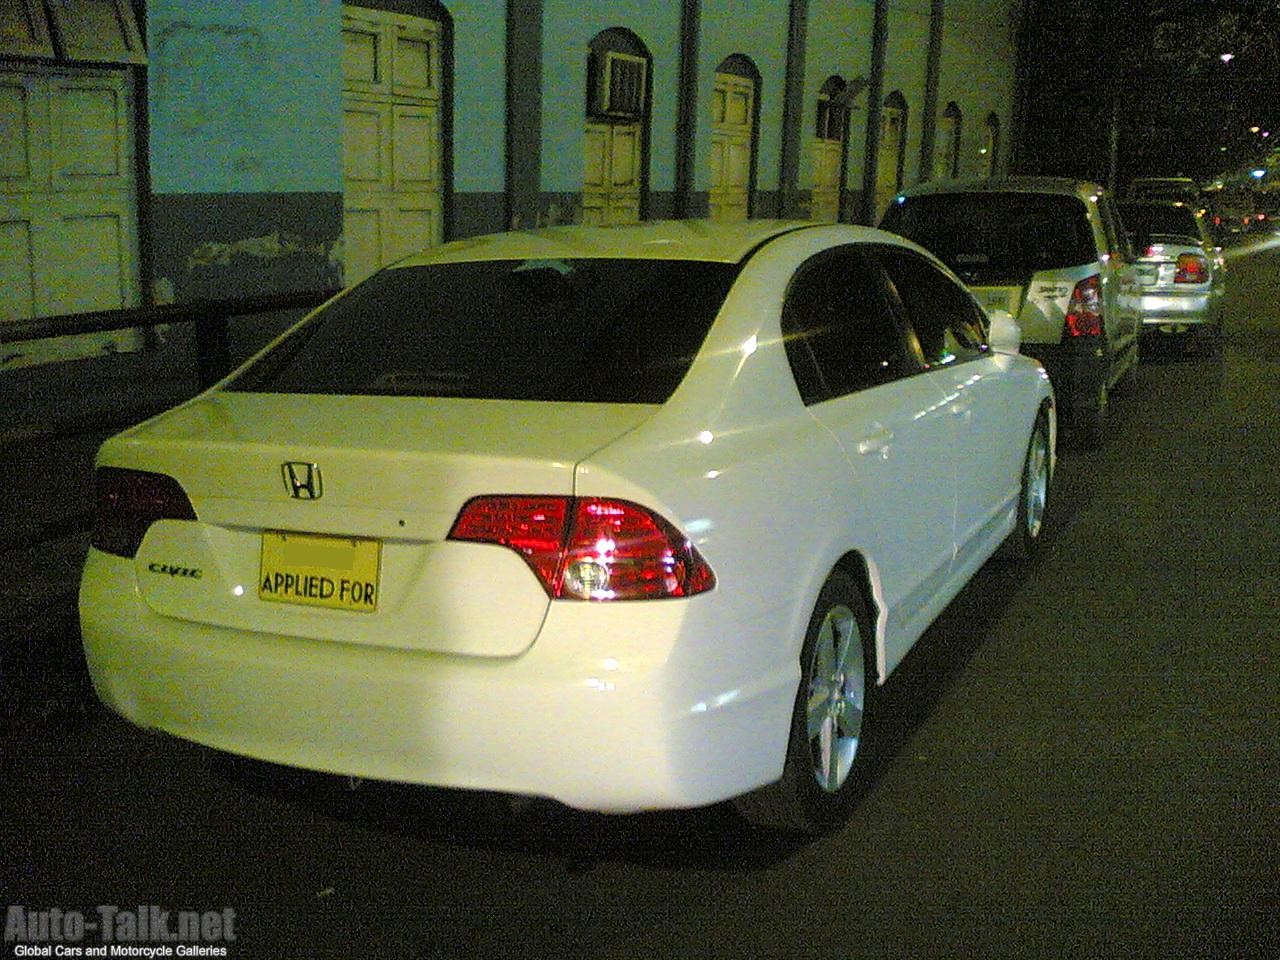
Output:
[[1018, 341, 1107, 418], [1138, 289, 1219, 329], [79, 549, 795, 813]]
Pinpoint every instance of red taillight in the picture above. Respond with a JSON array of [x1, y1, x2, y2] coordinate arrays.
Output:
[[1174, 253, 1209, 284], [1063, 274, 1103, 339], [446, 495, 570, 590], [448, 495, 716, 601], [92, 467, 197, 558]]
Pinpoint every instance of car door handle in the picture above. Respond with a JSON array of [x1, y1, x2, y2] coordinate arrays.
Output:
[[856, 427, 895, 456]]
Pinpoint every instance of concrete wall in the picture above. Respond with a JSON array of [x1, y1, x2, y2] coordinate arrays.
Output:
[[146, 0, 344, 301], [39, 0, 1021, 309], [938, 0, 1017, 177]]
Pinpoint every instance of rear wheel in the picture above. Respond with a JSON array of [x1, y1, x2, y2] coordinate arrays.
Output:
[[734, 570, 878, 835], [998, 407, 1052, 560]]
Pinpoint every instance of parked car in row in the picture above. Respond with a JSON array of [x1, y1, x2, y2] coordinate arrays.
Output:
[[880, 176, 1140, 446], [80, 220, 1055, 835], [1127, 176, 1202, 205], [1119, 200, 1226, 354]]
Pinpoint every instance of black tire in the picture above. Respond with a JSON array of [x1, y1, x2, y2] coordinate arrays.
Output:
[[734, 569, 879, 835], [997, 406, 1052, 561]]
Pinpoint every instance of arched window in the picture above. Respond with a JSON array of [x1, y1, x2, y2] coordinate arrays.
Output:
[[583, 28, 651, 224], [934, 101, 962, 180], [874, 91, 908, 218], [810, 76, 850, 221], [982, 113, 1001, 177], [709, 54, 760, 221]]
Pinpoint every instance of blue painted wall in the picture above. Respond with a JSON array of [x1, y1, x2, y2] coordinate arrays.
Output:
[[133, 0, 1020, 302], [882, 1, 933, 189], [449, 2, 507, 194], [940, 1, 1017, 177], [148, 0, 342, 194]]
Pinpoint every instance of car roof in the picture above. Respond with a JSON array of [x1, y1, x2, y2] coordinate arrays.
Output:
[[891, 175, 1107, 201], [392, 219, 827, 267]]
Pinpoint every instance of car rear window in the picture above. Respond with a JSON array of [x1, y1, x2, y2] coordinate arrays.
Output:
[[880, 192, 1096, 280], [1118, 203, 1201, 242], [227, 258, 741, 403]]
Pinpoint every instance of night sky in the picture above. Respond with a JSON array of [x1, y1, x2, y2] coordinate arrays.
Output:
[[1015, 0, 1280, 187]]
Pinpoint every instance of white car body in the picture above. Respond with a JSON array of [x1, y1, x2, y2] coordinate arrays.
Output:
[[81, 220, 1054, 813]]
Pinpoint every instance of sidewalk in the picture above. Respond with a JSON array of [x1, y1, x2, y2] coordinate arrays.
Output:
[[0, 308, 309, 714], [1, 307, 305, 445]]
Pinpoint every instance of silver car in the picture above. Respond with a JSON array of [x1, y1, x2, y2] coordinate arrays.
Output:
[[880, 177, 1142, 446], [1119, 201, 1225, 354]]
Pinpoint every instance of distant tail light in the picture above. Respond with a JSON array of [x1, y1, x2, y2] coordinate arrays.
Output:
[[1063, 273, 1104, 339], [92, 467, 197, 558], [449, 495, 716, 601], [1174, 253, 1209, 283]]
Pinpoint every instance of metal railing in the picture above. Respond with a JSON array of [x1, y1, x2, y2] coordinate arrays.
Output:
[[2, 289, 339, 388]]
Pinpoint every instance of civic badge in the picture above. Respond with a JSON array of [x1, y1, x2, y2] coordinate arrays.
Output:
[[282, 461, 323, 500]]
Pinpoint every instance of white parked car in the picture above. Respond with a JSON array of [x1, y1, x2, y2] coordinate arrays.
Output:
[[81, 220, 1054, 834]]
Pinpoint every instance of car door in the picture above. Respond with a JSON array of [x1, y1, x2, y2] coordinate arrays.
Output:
[[779, 245, 954, 671], [877, 247, 1031, 577]]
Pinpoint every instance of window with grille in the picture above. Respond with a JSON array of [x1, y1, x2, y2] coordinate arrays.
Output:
[[593, 51, 646, 119], [815, 96, 848, 143]]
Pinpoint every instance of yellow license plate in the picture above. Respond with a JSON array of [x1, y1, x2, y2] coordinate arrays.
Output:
[[259, 531, 381, 613], [972, 286, 1024, 317]]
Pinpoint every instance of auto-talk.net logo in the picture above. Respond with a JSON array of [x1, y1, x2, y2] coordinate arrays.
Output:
[[5, 904, 236, 957]]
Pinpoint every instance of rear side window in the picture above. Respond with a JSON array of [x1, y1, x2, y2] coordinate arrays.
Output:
[[877, 249, 987, 368], [880, 192, 1096, 280], [1118, 203, 1203, 244], [228, 258, 741, 403], [781, 247, 915, 404]]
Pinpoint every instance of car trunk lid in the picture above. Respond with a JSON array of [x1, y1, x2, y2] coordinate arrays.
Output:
[[104, 392, 656, 658]]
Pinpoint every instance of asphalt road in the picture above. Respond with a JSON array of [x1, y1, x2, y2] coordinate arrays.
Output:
[[3, 241, 1278, 960]]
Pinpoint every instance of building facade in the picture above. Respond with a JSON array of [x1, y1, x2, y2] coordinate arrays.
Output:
[[1, 0, 1022, 334]]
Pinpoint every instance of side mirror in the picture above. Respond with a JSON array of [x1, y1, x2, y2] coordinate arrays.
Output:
[[987, 308, 1021, 354]]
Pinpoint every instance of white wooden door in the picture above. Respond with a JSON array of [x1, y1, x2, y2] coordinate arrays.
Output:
[[874, 106, 905, 220], [810, 139, 842, 222], [341, 6, 443, 285], [583, 121, 641, 225], [933, 113, 958, 181], [1, 69, 140, 321], [709, 73, 753, 222]]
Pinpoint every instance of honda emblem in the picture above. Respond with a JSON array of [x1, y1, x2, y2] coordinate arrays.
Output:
[[282, 462, 323, 500]]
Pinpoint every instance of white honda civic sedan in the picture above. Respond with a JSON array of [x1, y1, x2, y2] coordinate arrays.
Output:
[[81, 220, 1054, 834]]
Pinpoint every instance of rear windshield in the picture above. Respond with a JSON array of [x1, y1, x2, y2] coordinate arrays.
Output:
[[879, 192, 1096, 280], [1119, 203, 1201, 242], [228, 258, 741, 403]]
